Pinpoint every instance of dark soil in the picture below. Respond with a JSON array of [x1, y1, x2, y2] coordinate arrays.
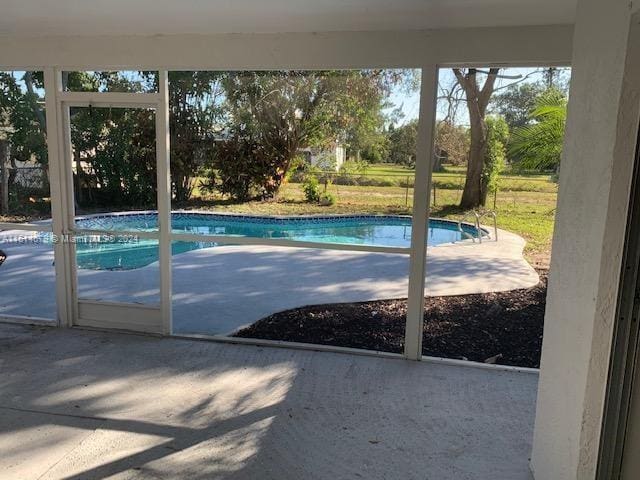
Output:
[[234, 270, 548, 368]]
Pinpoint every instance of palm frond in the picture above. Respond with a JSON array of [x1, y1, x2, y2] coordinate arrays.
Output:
[[508, 89, 567, 171]]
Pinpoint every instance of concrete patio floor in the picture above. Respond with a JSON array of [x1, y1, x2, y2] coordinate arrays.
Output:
[[0, 323, 537, 480], [0, 227, 538, 334]]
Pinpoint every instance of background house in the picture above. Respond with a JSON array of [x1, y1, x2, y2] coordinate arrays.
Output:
[[299, 143, 346, 172]]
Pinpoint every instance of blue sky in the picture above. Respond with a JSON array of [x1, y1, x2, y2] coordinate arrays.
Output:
[[5, 68, 569, 128], [386, 67, 570, 127]]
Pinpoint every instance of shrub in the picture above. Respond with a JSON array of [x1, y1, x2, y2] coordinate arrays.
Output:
[[284, 155, 307, 182], [319, 192, 336, 206], [302, 175, 321, 203], [287, 170, 307, 183], [482, 116, 509, 202], [207, 136, 290, 201]]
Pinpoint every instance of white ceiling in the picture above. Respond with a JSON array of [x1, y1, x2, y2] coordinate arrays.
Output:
[[0, 0, 577, 37]]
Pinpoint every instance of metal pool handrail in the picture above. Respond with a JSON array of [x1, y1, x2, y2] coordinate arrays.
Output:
[[477, 210, 499, 242], [457, 210, 499, 243], [457, 211, 481, 242]]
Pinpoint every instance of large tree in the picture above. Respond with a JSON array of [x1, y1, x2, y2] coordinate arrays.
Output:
[[387, 120, 418, 167], [0, 72, 48, 174], [491, 82, 545, 132], [64, 71, 226, 205], [70, 104, 158, 208], [166, 71, 225, 202], [453, 68, 500, 209], [64, 72, 159, 208], [0, 71, 48, 213], [212, 70, 396, 200]]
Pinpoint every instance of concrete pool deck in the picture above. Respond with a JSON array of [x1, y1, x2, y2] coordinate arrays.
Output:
[[0, 322, 537, 480], [0, 227, 538, 334]]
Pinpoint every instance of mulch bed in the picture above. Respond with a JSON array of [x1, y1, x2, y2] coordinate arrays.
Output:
[[234, 270, 547, 368]]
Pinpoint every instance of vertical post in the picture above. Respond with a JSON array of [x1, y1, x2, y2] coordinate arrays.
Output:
[[157, 71, 173, 335], [404, 65, 438, 360], [62, 104, 80, 324], [0, 141, 8, 215], [405, 176, 409, 207], [44, 68, 74, 327]]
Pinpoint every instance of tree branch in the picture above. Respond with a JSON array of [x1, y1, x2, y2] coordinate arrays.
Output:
[[478, 68, 500, 115]]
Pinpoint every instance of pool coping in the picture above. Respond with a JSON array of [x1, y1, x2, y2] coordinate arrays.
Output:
[[72, 210, 491, 244]]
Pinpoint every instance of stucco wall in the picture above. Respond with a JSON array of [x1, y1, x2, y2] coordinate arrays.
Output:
[[531, 2, 640, 479]]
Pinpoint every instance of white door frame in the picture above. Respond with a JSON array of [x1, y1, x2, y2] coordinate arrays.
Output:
[[51, 71, 172, 334]]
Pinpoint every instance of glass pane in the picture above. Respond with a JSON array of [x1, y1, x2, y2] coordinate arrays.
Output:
[[168, 69, 420, 240], [75, 234, 160, 305], [0, 71, 55, 320], [69, 105, 160, 306], [421, 66, 569, 367], [70, 107, 158, 231], [62, 71, 158, 93], [165, 69, 420, 351], [0, 71, 51, 222], [0, 229, 56, 320], [172, 242, 409, 354]]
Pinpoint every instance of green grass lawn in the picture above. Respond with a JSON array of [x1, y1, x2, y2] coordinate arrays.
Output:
[[340, 163, 557, 193], [187, 163, 558, 267], [365, 163, 415, 177]]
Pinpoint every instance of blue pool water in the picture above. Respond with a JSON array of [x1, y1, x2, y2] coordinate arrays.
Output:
[[68, 213, 481, 270]]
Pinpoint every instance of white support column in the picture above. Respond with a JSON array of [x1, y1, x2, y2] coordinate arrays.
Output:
[[61, 104, 80, 325], [404, 65, 438, 360], [156, 71, 173, 335], [43, 68, 74, 327], [531, 2, 638, 479]]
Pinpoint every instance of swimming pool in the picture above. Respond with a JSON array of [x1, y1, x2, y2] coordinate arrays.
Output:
[[70, 212, 483, 270]]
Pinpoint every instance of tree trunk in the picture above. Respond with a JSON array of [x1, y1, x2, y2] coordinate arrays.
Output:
[[461, 114, 488, 209], [432, 149, 444, 173], [453, 68, 500, 209]]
